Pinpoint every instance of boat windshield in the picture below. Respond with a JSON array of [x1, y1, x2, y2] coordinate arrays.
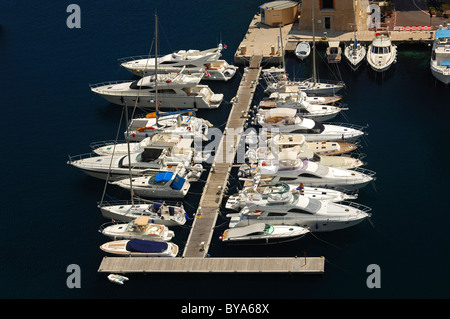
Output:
[[264, 224, 274, 234], [372, 46, 391, 54]]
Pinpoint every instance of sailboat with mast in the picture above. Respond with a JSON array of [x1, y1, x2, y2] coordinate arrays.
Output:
[[98, 14, 189, 225], [344, 0, 366, 71], [262, 0, 345, 96]]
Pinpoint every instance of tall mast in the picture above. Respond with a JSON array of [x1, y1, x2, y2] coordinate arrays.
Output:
[[155, 14, 159, 122], [312, 0, 316, 85]]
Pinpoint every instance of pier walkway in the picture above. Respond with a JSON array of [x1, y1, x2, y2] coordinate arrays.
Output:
[[98, 55, 325, 274]]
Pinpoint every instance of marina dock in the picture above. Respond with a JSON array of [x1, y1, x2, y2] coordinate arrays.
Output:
[[97, 54, 325, 274], [98, 256, 325, 274]]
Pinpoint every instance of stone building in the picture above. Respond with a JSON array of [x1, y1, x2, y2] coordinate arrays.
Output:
[[298, 0, 370, 33]]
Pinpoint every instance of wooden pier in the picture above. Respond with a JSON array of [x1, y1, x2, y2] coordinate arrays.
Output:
[[97, 55, 325, 274], [98, 256, 325, 274]]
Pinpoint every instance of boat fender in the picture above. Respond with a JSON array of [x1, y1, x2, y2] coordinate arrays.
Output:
[[187, 127, 191, 131]]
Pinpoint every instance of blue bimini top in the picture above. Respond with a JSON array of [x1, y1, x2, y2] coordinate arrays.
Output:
[[126, 239, 168, 253]]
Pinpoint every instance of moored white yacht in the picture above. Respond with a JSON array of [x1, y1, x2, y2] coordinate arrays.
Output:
[[257, 92, 346, 122], [269, 133, 359, 156], [99, 216, 175, 241], [220, 223, 310, 244], [111, 170, 191, 199], [225, 182, 357, 211], [430, 26, 450, 85], [90, 72, 224, 109], [259, 91, 342, 107], [124, 110, 212, 142], [67, 136, 203, 181], [366, 32, 397, 72], [100, 239, 178, 257], [226, 195, 371, 232], [98, 198, 187, 225], [119, 44, 237, 81], [249, 145, 364, 170], [239, 152, 375, 191], [255, 108, 366, 141]]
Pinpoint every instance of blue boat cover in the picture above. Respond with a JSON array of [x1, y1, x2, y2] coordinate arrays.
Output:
[[436, 29, 450, 39], [441, 60, 450, 66], [126, 239, 167, 253], [155, 172, 174, 182], [170, 175, 186, 190]]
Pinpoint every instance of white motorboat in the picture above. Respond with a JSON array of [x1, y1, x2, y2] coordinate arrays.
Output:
[[68, 136, 204, 181], [259, 91, 342, 107], [119, 43, 238, 81], [344, 39, 366, 71], [249, 145, 364, 170], [90, 72, 224, 109], [256, 92, 346, 121], [326, 41, 342, 63], [227, 195, 371, 232], [111, 170, 190, 199], [99, 216, 175, 241], [220, 223, 310, 244], [100, 239, 178, 257], [295, 42, 311, 60], [367, 32, 397, 72], [124, 110, 212, 142], [99, 198, 187, 225], [239, 153, 375, 191], [255, 108, 366, 141], [225, 182, 357, 211], [269, 133, 359, 155], [262, 67, 345, 96], [430, 26, 450, 85]]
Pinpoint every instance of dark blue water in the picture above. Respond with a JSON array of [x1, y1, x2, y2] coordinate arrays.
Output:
[[1, 1, 450, 300]]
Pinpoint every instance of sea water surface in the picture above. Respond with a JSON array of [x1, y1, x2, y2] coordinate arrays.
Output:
[[1, 1, 449, 300]]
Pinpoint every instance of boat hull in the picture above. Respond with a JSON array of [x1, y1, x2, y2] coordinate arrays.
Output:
[[430, 64, 450, 84]]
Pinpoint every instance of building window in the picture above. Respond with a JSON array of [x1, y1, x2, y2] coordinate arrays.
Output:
[[321, 0, 334, 10], [324, 17, 331, 29]]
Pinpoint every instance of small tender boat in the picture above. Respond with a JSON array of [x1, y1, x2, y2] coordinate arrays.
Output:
[[256, 108, 366, 141], [107, 274, 129, 285], [99, 198, 187, 225], [100, 239, 178, 257], [99, 216, 175, 241], [430, 26, 450, 85], [295, 42, 311, 60], [366, 32, 397, 72], [220, 223, 310, 244], [326, 41, 342, 63]]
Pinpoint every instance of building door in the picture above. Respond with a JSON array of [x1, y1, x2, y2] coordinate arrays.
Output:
[[324, 17, 331, 30]]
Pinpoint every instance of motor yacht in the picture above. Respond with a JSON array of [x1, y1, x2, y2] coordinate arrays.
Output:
[[226, 195, 371, 232], [430, 26, 450, 85], [98, 198, 187, 225], [366, 32, 397, 72], [99, 217, 175, 241], [119, 44, 238, 81], [100, 239, 178, 257], [90, 72, 224, 109], [255, 108, 366, 141], [220, 223, 310, 244]]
